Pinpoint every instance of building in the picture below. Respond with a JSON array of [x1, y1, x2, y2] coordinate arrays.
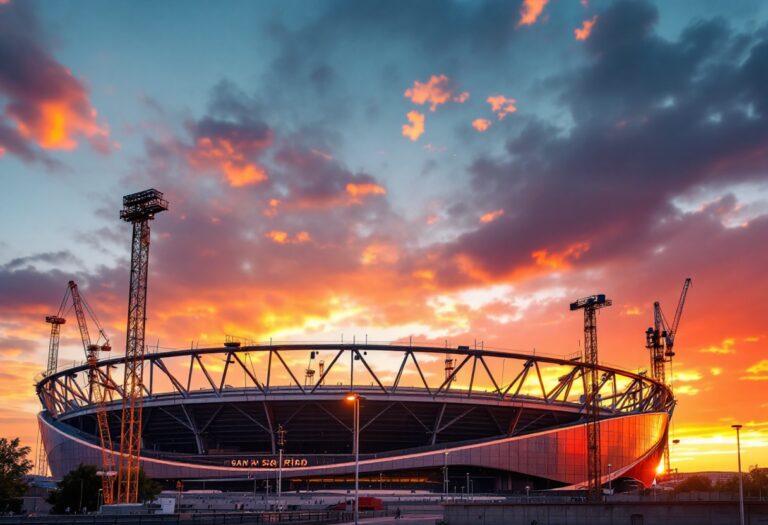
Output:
[[37, 343, 672, 493]]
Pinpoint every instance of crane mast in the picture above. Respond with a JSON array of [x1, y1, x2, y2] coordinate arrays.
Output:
[[645, 278, 691, 477], [117, 189, 168, 504], [68, 280, 116, 504], [37, 285, 71, 477], [570, 294, 612, 503]]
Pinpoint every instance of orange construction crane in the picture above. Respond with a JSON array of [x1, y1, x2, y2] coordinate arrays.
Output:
[[68, 280, 116, 504], [645, 278, 692, 477], [36, 295, 68, 477], [117, 189, 168, 503]]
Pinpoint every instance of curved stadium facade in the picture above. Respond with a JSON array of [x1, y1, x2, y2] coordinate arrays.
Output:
[[37, 343, 672, 492]]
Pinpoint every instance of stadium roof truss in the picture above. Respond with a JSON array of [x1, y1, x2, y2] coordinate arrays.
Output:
[[37, 344, 673, 432]]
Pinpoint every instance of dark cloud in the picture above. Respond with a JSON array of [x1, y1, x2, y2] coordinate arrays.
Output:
[[3, 251, 82, 272], [0, 1, 109, 161], [431, 0, 768, 284]]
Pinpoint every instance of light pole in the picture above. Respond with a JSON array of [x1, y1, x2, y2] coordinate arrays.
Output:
[[346, 392, 363, 525], [466, 472, 470, 501], [607, 463, 612, 494], [732, 424, 745, 525], [443, 452, 449, 500], [672, 439, 681, 481], [277, 424, 286, 512]]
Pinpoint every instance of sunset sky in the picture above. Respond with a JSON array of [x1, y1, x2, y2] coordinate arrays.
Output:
[[1, 0, 768, 474]]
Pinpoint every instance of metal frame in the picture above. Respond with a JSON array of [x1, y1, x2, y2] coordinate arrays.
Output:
[[37, 344, 673, 427]]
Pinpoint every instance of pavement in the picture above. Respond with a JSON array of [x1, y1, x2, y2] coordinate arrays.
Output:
[[338, 514, 443, 525]]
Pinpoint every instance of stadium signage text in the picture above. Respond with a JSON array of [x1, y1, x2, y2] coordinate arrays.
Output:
[[229, 458, 310, 468]]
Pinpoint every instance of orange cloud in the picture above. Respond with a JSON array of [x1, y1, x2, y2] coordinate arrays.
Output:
[[264, 198, 280, 217], [472, 118, 492, 132], [346, 182, 386, 197], [517, 0, 549, 27], [531, 242, 589, 269], [12, 99, 108, 152], [412, 269, 435, 281], [266, 230, 311, 245], [221, 161, 267, 187], [700, 338, 736, 354], [454, 91, 470, 104], [487, 95, 517, 120], [480, 209, 504, 223], [402, 111, 425, 141], [575, 16, 598, 41], [741, 360, 768, 381], [190, 136, 269, 187], [404, 75, 468, 111], [361, 243, 400, 266]]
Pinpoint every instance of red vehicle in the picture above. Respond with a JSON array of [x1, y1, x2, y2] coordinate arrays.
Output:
[[329, 497, 384, 511]]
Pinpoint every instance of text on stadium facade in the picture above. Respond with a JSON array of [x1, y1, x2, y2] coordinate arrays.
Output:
[[229, 458, 310, 468]]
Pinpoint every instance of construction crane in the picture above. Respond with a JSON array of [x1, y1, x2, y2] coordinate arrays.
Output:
[[645, 278, 692, 385], [570, 294, 612, 503], [36, 285, 71, 476], [645, 278, 692, 477], [67, 280, 116, 504], [305, 351, 317, 386], [117, 189, 168, 504]]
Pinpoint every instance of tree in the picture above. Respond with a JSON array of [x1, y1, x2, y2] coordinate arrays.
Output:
[[674, 474, 712, 493], [0, 437, 32, 514], [47, 465, 161, 513], [47, 464, 100, 514], [137, 468, 161, 502], [715, 466, 768, 497]]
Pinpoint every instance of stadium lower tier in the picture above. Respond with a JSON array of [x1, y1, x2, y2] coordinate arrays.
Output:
[[40, 411, 668, 492]]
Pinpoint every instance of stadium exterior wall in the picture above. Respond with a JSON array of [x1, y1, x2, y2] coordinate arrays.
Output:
[[40, 411, 667, 489]]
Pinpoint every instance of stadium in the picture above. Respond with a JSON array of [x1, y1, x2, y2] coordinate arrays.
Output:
[[36, 342, 673, 493]]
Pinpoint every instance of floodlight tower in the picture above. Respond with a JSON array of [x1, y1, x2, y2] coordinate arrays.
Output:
[[117, 189, 168, 504], [570, 294, 612, 503], [44, 315, 66, 376]]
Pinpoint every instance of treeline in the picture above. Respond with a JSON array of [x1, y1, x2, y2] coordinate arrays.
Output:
[[675, 467, 768, 496]]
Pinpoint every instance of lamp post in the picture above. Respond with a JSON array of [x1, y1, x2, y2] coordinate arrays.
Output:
[[732, 424, 745, 525], [607, 463, 612, 494], [466, 473, 470, 501], [672, 439, 680, 482], [346, 392, 363, 525], [276, 424, 286, 512], [443, 452, 449, 500]]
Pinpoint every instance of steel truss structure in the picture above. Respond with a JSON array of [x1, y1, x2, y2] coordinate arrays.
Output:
[[38, 344, 673, 457], [117, 188, 168, 503]]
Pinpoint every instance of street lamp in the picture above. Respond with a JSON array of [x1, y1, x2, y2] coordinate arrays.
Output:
[[672, 439, 681, 482], [346, 392, 364, 525], [607, 463, 612, 494], [732, 424, 745, 525], [443, 452, 449, 500], [276, 424, 286, 512], [466, 473, 470, 502]]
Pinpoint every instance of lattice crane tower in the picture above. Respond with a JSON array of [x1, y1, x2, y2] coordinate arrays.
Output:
[[117, 189, 168, 504], [570, 294, 612, 503]]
